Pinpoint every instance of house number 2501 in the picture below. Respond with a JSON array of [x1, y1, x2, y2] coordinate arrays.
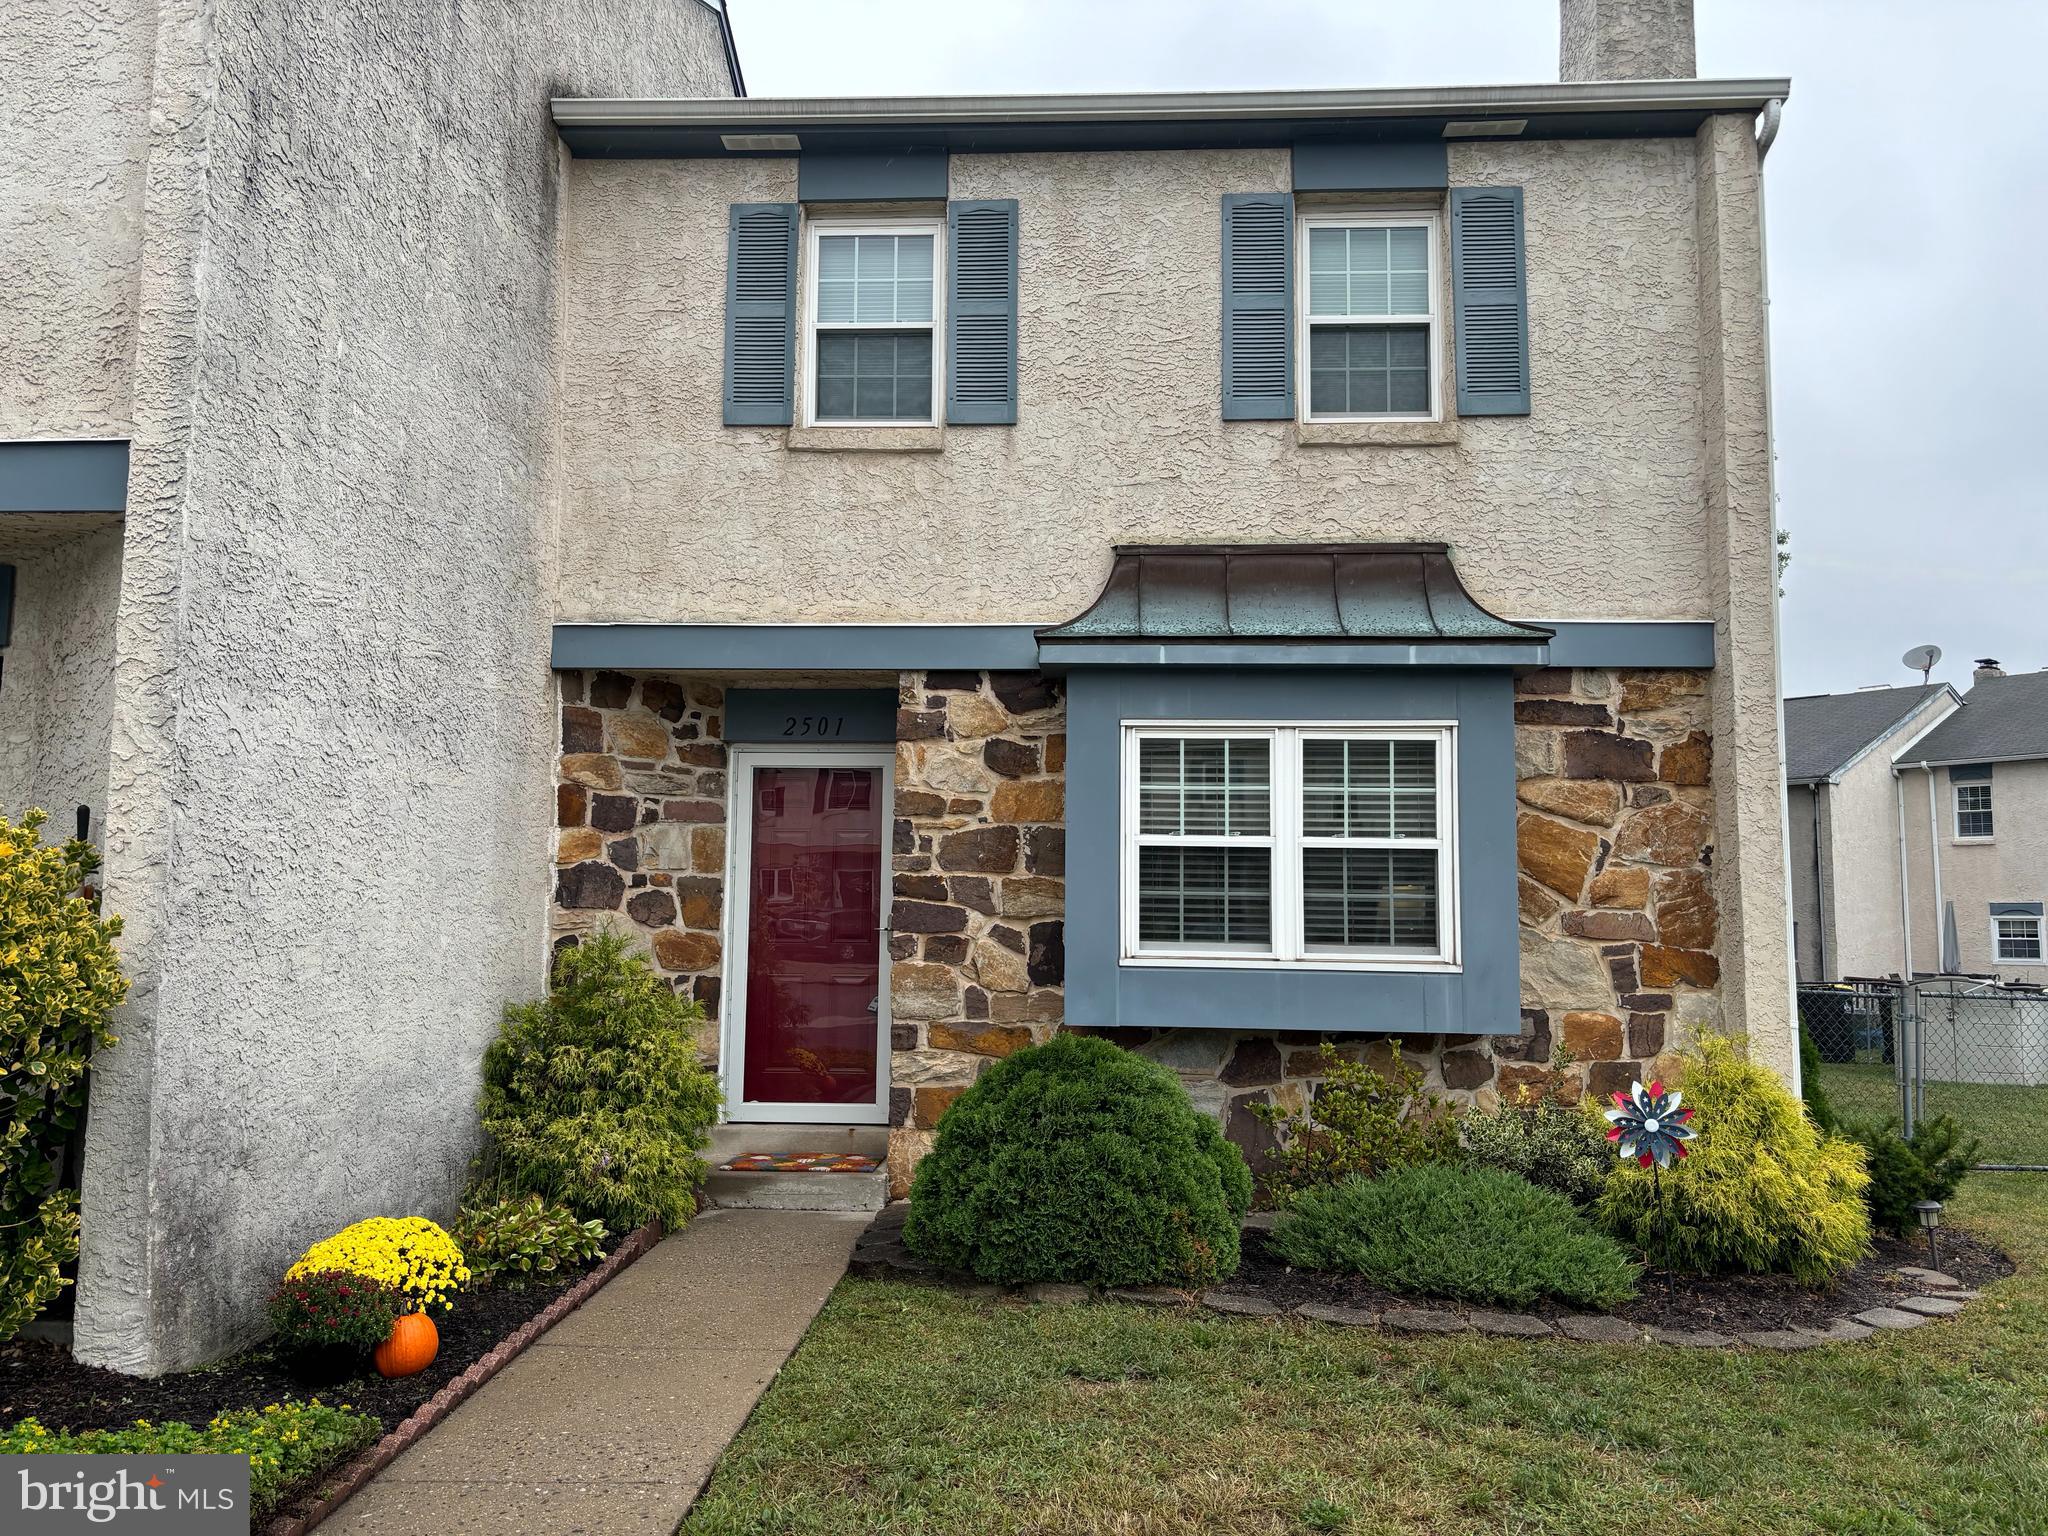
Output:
[[782, 715, 848, 737]]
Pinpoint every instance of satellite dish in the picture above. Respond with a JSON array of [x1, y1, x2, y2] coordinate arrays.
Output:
[[1903, 644, 1942, 684]]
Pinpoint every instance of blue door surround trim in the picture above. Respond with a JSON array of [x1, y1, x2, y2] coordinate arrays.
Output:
[[0, 440, 130, 513], [1062, 667, 1521, 1034], [550, 620, 1713, 673]]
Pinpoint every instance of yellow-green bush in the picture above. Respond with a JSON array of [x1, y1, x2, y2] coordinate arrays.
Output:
[[286, 1217, 469, 1313], [1595, 1033, 1871, 1283], [1, 809, 128, 1341]]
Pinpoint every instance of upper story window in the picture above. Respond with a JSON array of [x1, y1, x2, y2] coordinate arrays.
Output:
[[1995, 913, 2043, 962], [1300, 212, 1439, 422], [1954, 781, 1994, 840], [805, 219, 942, 426], [1122, 724, 1458, 969]]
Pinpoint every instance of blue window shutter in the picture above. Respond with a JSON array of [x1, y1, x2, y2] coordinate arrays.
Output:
[[1221, 193, 1294, 420], [947, 199, 1019, 424], [1450, 186, 1531, 416], [724, 203, 797, 426]]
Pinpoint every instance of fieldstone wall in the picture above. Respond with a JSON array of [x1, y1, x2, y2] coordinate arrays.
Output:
[[552, 671, 728, 1047]]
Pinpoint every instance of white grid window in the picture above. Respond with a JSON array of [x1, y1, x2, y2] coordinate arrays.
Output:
[[805, 220, 942, 426], [1955, 782, 1994, 840], [1123, 724, 1458, 969], [1299, 213, 1439, 422], [1995, 915, 2043, 963]]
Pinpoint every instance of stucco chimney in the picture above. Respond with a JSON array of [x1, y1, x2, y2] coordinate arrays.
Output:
[[1560, 0, 1697, 81], [1974, 658, 2006, 685]]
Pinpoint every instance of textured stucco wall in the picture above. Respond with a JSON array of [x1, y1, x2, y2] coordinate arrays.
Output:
[[0, 0, 156, 437], [0, 527, 123, 828], [1559, 0, 1696, 83], [557, 136, 1709, 627], [1824, 694, 1951, 980], [1901, 761, 2048, 982], [75, 0, 733, 1374]]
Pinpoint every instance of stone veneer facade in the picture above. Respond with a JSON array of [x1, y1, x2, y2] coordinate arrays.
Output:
[[552, 665, 1719, 1196]]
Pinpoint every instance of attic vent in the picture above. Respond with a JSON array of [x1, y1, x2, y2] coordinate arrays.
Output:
[[721, 133, 801, 152], [1442, 119, 1527, 138]]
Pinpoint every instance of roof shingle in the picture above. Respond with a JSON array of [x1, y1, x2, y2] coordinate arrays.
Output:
[[1902, 670, 2048, 765], [1783, 685, 1947, 782]]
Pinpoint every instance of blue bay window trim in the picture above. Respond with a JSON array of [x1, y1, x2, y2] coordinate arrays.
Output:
[[1291, 141, 1448, 192], [798, 151, 949, 203], [1062, 667, 1521, 1035], [0, 440, 130, 513]]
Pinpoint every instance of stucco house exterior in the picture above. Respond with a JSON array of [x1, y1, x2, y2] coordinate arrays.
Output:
[[6, 0, 1795, 1374]]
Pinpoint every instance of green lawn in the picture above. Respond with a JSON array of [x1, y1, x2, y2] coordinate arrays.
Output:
[[683, 1178, 2048, 1535], [1816, 1060, 2048, 1167]]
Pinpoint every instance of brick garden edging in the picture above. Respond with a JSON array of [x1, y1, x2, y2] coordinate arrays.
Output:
[[263, 1220, 665, 1536], [849, 1206, 1984, 1351]]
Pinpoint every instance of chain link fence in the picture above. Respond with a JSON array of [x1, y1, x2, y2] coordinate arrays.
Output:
[[1799, 980, 2048, 1170]]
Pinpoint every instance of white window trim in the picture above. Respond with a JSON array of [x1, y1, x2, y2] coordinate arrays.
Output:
[[1953, 781, 1995, 843], [800, 215, 945, 429], [1118, 720, 1460, 973], [1295, 208, 1442, 425], [1991, 911, 2045, 966]]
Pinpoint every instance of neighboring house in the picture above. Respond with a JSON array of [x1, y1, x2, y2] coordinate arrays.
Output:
[[1783, 684, 1959, 982], [6, 0, 1796, 1374], [1897, 664, 2048, 982]]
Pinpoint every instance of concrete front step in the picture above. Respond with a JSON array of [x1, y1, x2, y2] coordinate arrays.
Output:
[[702, 1166, 888, 1212], [708, 1122, 889, 1161]]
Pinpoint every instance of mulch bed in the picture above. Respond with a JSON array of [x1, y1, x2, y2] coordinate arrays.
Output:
[[1234, 1225, 2014, 1334], [0, 1244, 617, 1436]]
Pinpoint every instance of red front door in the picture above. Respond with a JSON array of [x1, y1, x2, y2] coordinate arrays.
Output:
[[735, 756, 888, 1117]]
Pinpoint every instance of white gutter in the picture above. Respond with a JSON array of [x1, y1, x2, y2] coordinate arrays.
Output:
[[553, 77, 1793, 129]]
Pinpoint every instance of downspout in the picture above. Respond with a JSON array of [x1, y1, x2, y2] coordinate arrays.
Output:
[[1894, 765, 1914, 976], [1812, 784, 1828, 980], [1923, 763, 1944, 969]]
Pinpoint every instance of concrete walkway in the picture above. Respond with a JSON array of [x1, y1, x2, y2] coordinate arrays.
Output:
[[329, 1208, 867, 1535]]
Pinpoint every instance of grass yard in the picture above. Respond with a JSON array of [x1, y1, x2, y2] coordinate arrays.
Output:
[[683, 1177, 2048, 1535], [1816, 1060, 2048, 1167]]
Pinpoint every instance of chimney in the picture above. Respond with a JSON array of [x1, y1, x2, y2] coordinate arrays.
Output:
[[1974, 658, 2006, 686], [1561, 0, 1697, 82]]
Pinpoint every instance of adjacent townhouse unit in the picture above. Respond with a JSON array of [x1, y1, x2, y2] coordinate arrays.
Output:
[[5, 0, 1794, 1373], [1784, 682, 1959, 982]]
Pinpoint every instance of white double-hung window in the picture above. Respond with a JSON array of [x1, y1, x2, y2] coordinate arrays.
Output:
[[805, 219, 942, 426], [1995, 913, 2043, 963], [1123, 724, 1457, 969], [1300, 212, 1439, 421], [1954, 781, 1995, 840]]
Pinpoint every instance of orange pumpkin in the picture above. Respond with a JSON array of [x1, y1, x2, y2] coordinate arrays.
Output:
[[374, 1311, 439, 1378]]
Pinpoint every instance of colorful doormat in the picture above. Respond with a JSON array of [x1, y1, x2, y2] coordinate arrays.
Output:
[[720, 1153, 881, 1173]]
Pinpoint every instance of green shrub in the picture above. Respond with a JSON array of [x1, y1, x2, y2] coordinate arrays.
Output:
[[455, 1194, 608, 1288], [1462, 1079, 1613, 1206], [267, 1269, 406, 1352], [1, 1402, 380, 1520], [1, 809, 128, 1342], [479, 931, 721, 1230], [1269, 1164, 1640, 1310], [1798, 1021, 1838, 1132], [1250, 1043, 1460, 1198], [903, 1034, 1252, 1288], [1842, 1115, 1977, 1236], [1595, 1033, 1871, 1283]]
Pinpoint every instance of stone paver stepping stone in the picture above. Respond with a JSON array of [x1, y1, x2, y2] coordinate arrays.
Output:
[[1648, 1326, 1733, 1348], [1896, 1266, 1961, 1288], [1855, 1306, 1926, 1330], [1294, 1302, 1380, 1328], [1739, 1328, 1824, 1350], [1897, 1295, 1965, 1317], [1018, 1282, 1090, 1305], [1383, 1307, 1470, 1333], [1557, 1316, 1639, 1343], [1800, 1318, 1875, 1343], [1468, 1310, 1553, 1337], [1242, 1211, 1281, 1232], [1107, 1285, 1186, 1308], [1203, 1292, 1281, 1318]]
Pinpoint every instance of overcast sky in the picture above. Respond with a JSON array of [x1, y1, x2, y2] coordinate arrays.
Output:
[[728, 1, 2046, 700]]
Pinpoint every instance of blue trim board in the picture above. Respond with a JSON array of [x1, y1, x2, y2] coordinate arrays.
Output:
[[551, 620, 1713, 674], [1991, 901, 2043, 918], [726, 687, 898, 743], [798, 152, 948, 202], [1949, 762, 1993, 784], [0, 440, 129, 513], [1292, 141, 1447, 191], [1061, 668, 1522, 1034]]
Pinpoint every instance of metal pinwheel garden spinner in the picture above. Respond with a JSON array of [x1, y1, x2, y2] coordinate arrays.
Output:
[[1604, 1079, 1697, 1169]]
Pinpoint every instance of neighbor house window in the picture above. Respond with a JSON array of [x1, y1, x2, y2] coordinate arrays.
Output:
[[1955, 782, 1994, 840], [806, 219, 941, 426], [1122, 724, 1456, 967], [1995, 914, 2043, 963], [1300, 213, 1438, 421]]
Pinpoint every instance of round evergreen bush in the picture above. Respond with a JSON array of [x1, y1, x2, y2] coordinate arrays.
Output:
[[902, 1034, 1252, 1288]]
